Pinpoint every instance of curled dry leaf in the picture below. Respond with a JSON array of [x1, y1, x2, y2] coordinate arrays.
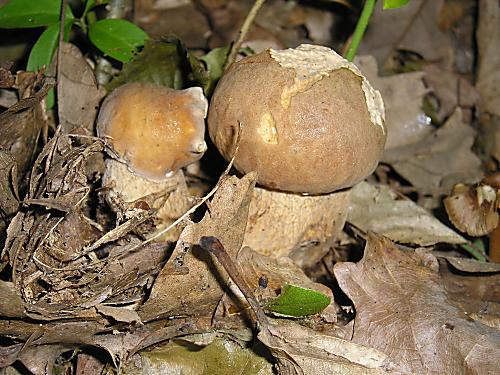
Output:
[[57, 42, 104, 136], [334, 233, 500, 374], [444, 183, 499, 236]]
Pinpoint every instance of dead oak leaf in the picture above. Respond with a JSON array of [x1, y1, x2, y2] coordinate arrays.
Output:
[[334, 233, 500, 374], [139, 173, 257, 321], [383, 108, 482, 196]]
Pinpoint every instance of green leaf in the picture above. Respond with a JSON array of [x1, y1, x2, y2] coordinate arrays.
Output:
[[200, 46, 229, 84], [0, 0, 74, 28], [26, 20, 72, 72], [88, 19, 148, 63], [383, 0, 410, 9], [264, 284, 331, 318], [27, 20, 72, 110]]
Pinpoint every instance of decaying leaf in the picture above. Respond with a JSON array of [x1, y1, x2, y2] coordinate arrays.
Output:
[[383, 108, 482, 196], [348, 181, 465, 246], [123, 337, 273, 375], [57, 42, 104, 136], [334, 233, 500, 374], [139, 173, 257, 321], [355, 55, 432, 150]]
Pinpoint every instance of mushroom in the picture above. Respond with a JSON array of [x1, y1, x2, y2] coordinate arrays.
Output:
[[97, 82, 208, 241], [208, 44, 386, 263], [444, 183, 499, 237]]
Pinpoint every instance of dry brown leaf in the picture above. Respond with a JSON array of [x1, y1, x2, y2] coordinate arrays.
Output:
[[257, 320, 392, 374], [358, 0, 453, 69], [334, 233, 500, 374], [476, 0, 500, 117], [383, 108, 482, 196], [0, 150, 19, 237], [57, 42, 104, 136], [139, 173, 257, 321], [95, 304, 142, 324], [0, 76, 49, 178], [423, 63, 480, 122], [355, 55, 431, 150], [348, 181, 466, 246], [0, 281, 24, 318]]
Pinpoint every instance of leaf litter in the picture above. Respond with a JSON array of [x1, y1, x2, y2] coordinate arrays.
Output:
[[0, 0, 499, 374]]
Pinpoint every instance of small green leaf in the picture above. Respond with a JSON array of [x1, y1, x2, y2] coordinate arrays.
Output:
[[264, 284, 331, 318], [200, 46, 229, 84], [0, 0, 74, 28], [27, 20, 72, 72], [88, 19, 148, 63], [383, 0, 410, 9]]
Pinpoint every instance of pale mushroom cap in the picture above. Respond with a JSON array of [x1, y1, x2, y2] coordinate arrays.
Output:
[[97, 83, 208, 182], [208, 44, 387, 194]]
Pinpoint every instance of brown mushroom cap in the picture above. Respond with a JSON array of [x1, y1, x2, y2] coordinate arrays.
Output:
[[97, 83, 207, 182], [208, 44, 386, 194]]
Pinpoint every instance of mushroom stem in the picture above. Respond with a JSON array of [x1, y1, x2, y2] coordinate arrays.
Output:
[[102, 159, 192, 242], [244, 187, 352, 266]]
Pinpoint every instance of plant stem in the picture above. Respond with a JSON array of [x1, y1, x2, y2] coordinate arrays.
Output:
[[95, 0, 133, 85], [224, 0, 266, 71], [344, 0, 376, 62]]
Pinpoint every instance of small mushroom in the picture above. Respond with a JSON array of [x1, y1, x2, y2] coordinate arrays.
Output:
[[208, 45, 386, 262], [444, 183, 499, 237], [97, 83, 207, 181], [97, 83, 208, 241]]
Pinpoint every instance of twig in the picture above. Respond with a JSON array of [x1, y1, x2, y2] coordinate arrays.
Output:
[[56, 0, 68, 83], [224, 0, 266, 71], [199, 236, 270, 330]]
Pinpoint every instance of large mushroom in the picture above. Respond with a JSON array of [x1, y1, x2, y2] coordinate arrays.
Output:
[[208, 44, 386, 264], [97, 82, 208, 241]]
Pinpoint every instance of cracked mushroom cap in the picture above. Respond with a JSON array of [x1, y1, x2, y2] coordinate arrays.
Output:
[[97, 83, 208, 182], [208, 44, 387, 194]]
